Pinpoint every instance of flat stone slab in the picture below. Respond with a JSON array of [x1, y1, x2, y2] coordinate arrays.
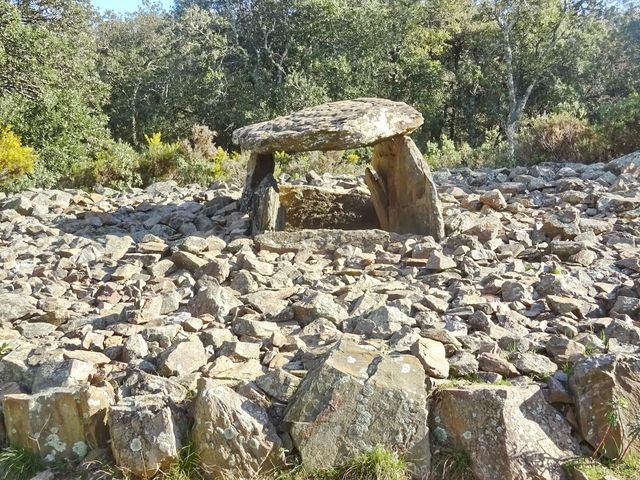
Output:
[[232, 98, 423, 153]]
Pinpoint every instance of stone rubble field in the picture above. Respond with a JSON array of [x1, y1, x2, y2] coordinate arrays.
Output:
[[0, 150, 639, 479]]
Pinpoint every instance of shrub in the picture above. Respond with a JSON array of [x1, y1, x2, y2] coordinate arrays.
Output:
[[516, 111, 605, 165], [0, 125, 36, 188], [70, 140, 143, 190], [140, 126, 245, 187], [424, 128, 509, 170], [274, 150, 364, 179], [596, 92, 640, 159]]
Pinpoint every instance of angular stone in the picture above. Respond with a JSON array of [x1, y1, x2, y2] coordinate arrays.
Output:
[[284, 340, 430, 477], [479, 189, 507, 211], [256, 229, 398, 254], [188, 284, 242, 319], [542, 210, 581, 239], [108, 395, 182, 479], [510, 352, 558, 378], [232, 317, 281, 339], [0, 294, 37, 322], [292, 291, 348, 326], [365, 136, 444, 239], [448, 351, 479, 377], [353, 305, 414, 339], [410, 338, 449, 379], [477, 352, 519, 378], [255, 368, 301, 402], [232, 98, 423, 153], [31, 359, 95, 393], [193, 379, 284, 479], [432, 385, 579, 480], [4, 386, 112, 463], [570, 354, 640, 459], [157, 338, 207, 377], [425, 251, 456, 271]]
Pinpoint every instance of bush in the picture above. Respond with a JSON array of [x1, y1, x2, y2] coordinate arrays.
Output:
[[424, 128, 509, 170], [274, 150, 364, 179], [70, 140, 143, 190], [516, 111, 605, 164], [596, 92, 640, 159], [0, 125, 36, 188], [140, 126, 245, 187]]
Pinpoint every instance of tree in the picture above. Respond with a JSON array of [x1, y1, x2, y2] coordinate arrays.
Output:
[[0, 0, 109, 188], [483, 0, 604, 161]]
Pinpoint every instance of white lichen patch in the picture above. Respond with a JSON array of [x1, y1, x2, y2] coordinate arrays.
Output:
[[130, 437, 143, 452], [72, 441, 88, 458], [346, 355, 357, 364], [45, 433, 67, 453], [401, 363, 412, 374], [156, 431, 175, 454], [216, 426, 238, 440]]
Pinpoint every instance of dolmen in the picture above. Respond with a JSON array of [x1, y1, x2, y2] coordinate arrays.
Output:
[[232, 97, 445, 239]]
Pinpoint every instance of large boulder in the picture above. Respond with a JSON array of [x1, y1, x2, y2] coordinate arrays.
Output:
[[192, 378, 284, 479], [365, 136, 445, 239], [108, 395, 184, 479], [431, 385, 579, 480], [284, 340, 430, 477], [232, 98, 423, 153], [3, 386, 113, 463], [570, 354, 640, 459]]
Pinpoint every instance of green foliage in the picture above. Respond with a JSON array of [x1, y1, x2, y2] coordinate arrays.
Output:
[[0, 446, 45, 480], [274, 151, 361, 179], [0, 0, 110, 188], [424, 128, 509, 170], [516, 111, 605, 165], [275, 447, 409, 480], [596, 92, 640, 158], [71, 140, 142, 190], [159, 441, 204, 480], [565, 454, 640, 480], [0, 126, 35, 188]]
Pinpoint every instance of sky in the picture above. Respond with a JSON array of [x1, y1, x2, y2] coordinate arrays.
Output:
[[92, 0, 173, 14]]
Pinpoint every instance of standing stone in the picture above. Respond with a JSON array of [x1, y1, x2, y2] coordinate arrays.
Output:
[[284, 340, 430, 477], [192, 378, 284, 479], [432, 385, 579, 480], [3, 386, 113, 463], [108, 395, 182, 479], [570, 354, 640, 459], [251, 174, 284, 235], [365, 136, 445, 239]]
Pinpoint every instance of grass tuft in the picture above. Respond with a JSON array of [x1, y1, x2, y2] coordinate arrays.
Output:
[[430, 447, 474, 480], [269, 447, 408, 480], [565, 453, 640, 480], [0, 446, 45, 480], [158, 441, 204, 480]]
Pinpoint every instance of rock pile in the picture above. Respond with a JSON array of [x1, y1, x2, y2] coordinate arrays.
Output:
[[0, 150, 638, 479]]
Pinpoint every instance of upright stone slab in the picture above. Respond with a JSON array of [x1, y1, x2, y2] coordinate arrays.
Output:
[[365, 136, 445, 239], [432, 385, 580, 480], [3, 386, 113, 463], [284, 340, 430, 477]]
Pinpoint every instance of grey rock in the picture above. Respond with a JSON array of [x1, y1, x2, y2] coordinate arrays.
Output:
[[233, 98, 423, 153], [284, 340, 430, 477], [193, 378, 284, 478]]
